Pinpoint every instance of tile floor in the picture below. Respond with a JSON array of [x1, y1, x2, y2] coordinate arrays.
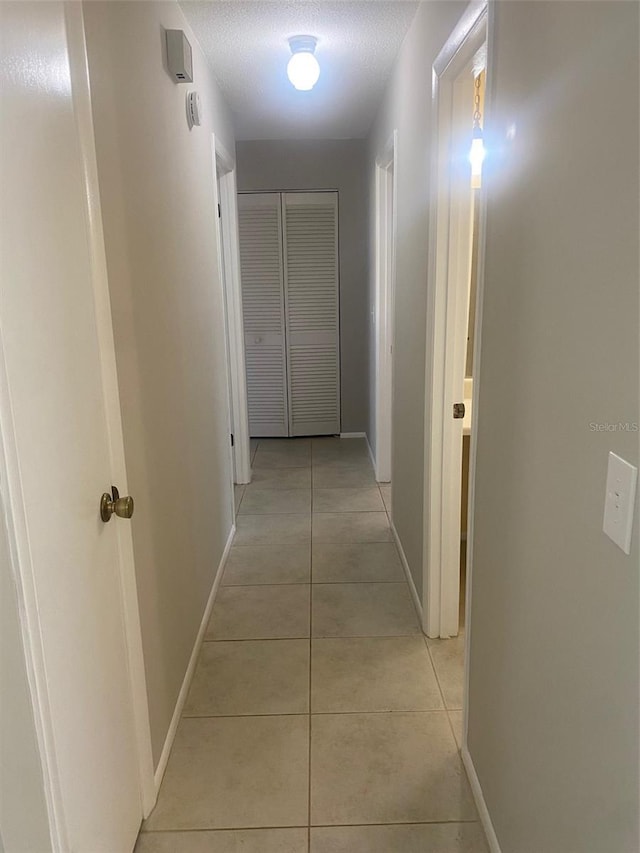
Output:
[[136, 437, 485, 853]]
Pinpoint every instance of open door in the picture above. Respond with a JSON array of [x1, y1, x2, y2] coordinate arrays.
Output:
[[0, 3, 152, 848], [424, 4, 488, 639]]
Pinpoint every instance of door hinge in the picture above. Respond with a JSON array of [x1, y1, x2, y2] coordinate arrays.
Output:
[[453, 402, 466, 419], [230, 433, 234, 447]]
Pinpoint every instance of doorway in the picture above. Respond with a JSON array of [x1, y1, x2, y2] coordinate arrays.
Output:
[[214, 138, 251, 487], [422, 1, 490, 817], [423, 0, 487, 640], [374, 132, 398, 487], [238, 191, 341, 438], [460, 126, 483, 630]]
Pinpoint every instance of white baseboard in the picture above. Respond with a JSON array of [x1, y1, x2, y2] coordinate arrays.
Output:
[[390, 520, 424, 631], [462, 746, 502, 853], [339, 432, 366, 438], [150, 523, 236, 802]]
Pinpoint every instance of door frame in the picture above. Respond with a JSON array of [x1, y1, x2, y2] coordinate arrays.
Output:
[[422, 0, 489, 637], [212, 137, 251, 485], [0, 4, 156, 847], [374, 131, 398, 483]]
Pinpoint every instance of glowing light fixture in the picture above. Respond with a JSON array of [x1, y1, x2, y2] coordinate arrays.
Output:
[[287, 36, 320, 91], [469, 74, 485, 188], [469, 127, 485, 186]]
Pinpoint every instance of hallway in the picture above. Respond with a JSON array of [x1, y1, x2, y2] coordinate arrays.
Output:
[[136, 437, 485, 852]]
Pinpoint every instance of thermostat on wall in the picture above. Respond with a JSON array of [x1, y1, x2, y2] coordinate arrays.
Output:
[[166, 29, 193, 83], [187, 91, 201, 129]]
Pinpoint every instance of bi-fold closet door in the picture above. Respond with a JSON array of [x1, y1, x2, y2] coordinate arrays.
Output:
[[238, 191, 340, 437]]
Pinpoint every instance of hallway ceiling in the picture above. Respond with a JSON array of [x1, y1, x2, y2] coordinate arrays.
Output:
[[180, 1, 419, 140]]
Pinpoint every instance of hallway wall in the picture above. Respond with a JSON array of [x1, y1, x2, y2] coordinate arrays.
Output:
[[368, 1, 638, 848], [367, 1, 467, 598], [468, 2, 639, 850], [236, 139, 370, 435], [83, 1, 236, 766]]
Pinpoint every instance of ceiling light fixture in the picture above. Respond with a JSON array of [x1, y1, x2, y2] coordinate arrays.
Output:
[[287, 36, 320, 91]]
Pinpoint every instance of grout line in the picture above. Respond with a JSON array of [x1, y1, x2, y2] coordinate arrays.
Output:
[[205, 628, 422, 642], [229, 540, 397, 549], [182, 709, 452, 720], [311, 581, 408, 587], [423, 635, 451, 716], [237, 510, 312, 516], [237, 509, 390, 517], [222, 579, 406, 587], [204, 636, 312, 642], [312, 509, 389, 515], [235, 484, 246, 514], [215, 581, 313, 587], [445, 707, 464, 752], [140, 819, 483, 834], [230, 542, 312, 549], [201, 636, 309, 644], [233, 539, 395, 546]]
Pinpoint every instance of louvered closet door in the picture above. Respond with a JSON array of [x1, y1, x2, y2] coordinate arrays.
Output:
[[282, 192, 340, 436], [238, 193, 288, 436]]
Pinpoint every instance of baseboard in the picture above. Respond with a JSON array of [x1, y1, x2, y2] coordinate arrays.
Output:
[[462, 746, 502, 853], [150, 523, 236, 802], [339, 432, 367, 438], [390, 520, 424, 630]]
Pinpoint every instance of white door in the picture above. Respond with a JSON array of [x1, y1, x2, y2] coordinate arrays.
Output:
[[282, 192, 340, 436], [1, 3, 146, 849], [238, 193, 289, 437], [216, 175, 237, 489], [425, 15, 485, 637]]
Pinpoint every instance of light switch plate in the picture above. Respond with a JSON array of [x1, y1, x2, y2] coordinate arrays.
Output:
[[603, 451, 637, 554]]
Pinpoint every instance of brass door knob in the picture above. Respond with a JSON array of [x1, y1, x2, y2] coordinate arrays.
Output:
[[100, 486, 134, 522]]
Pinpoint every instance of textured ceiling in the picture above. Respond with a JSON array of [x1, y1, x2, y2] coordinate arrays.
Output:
[[180, 1, 419, 140]]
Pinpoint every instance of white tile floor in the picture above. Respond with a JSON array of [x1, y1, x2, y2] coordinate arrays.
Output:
[[136, 437, 485, 852]]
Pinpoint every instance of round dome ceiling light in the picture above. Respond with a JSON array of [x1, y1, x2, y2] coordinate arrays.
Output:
[[287, 36, 320, 91]]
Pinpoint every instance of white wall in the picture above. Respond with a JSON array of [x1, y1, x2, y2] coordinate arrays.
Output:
[[467, 2, 639, 850], [236, 139, 370, 434], [0, 496, 51, 853], [368, 1, 467, 596], [83, 1, 236, 766]]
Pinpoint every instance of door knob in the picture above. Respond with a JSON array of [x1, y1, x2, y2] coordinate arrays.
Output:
[[100, 486, 134, 522]]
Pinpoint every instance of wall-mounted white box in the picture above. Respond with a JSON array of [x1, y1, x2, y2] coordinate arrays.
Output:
[[166, 29, 193, 83]]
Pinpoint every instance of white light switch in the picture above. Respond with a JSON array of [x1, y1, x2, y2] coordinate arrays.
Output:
[[603, 452, 637, 554]]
